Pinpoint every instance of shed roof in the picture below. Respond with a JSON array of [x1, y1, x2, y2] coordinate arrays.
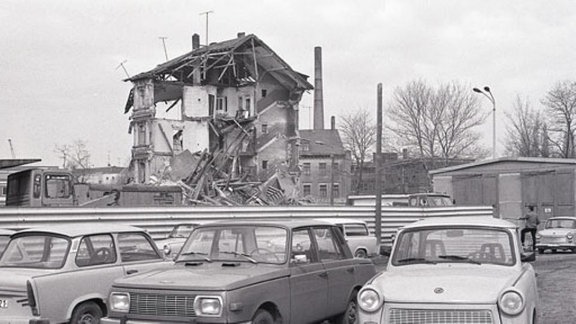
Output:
[[430, 157, 576, 175]]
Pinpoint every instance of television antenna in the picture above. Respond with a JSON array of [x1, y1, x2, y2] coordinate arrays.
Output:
[[199, 10, 214, 45], [159, 36, 169, 61], [116, 60, 130, 78], [8, 139, 15, 158]]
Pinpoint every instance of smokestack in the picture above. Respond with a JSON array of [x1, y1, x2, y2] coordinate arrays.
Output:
[[192, 34, 200, 50], [331, 116, 336, 130], [313, 46, 324, 130], [237, 32, 246, 38]]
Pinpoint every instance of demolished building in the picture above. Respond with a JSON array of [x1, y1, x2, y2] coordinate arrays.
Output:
[[123, 33, 314, 205]]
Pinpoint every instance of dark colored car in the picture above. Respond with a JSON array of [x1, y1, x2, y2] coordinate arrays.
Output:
[[102, 219, 376, 324]]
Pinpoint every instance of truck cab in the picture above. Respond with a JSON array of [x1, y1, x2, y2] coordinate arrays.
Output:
[[6, 168, 75, 207]]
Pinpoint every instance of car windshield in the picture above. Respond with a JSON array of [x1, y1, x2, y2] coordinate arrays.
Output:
[[176, 225, 288, 264], [169, 224, 197, 238], [0, 234, 70, 269], [392, 226, 515, 266], [545, 219, 576, 229]]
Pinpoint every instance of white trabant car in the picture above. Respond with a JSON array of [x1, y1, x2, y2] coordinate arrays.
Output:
[[358, 216, 539, 324], [320, 218, 380, 258], [536, 216, 576, 253], [0, 224, 169, 324], [154, 222, 203, 259]]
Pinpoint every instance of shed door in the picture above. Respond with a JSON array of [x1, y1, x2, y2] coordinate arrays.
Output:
[[521, 170, 574, 222], [452, 174, 497, 208]]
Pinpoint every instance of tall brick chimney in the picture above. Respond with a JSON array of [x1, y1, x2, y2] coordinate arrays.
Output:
[[313, 46, 324, 130], [192, 34, 200, 50]]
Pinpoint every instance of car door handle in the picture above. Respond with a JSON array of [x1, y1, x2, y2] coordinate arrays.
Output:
[[318, 271, 328, 278], [346, 267, 355, 273], [126, 269, 138, 275]]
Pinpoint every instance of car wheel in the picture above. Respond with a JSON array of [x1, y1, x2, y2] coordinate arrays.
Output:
[[333, 294, 358, 324], [70, 301, 103, 324], [551, 248, 557, 253], [252, 309, 275, 324], [537, 248, 544, 254], [354, 249, 368, 258]]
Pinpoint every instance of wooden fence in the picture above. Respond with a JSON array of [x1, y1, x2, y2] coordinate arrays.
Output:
[[0, 205, 494, 245]]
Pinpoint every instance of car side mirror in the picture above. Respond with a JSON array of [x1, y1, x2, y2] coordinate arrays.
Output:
[[521, 251, 536, 262]]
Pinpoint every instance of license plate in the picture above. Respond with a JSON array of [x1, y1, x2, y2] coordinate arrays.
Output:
[[0, 299, 7, 308]]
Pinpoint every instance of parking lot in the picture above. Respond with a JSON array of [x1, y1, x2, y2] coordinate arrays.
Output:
[[373, 252, 576, 324]]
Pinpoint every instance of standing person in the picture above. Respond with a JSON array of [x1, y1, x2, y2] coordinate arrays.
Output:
[[520, 205, 540, 251]]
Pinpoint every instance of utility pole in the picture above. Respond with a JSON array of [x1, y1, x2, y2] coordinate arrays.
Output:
[[116, 60, 130, 78], [8, 139, 15, 158], [159, 36, 169, 61], [199, 10, 214, 45], [375, 83, 383, 245]]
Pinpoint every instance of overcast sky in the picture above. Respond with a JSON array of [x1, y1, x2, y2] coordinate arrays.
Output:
[[1, 0, 575, 167]]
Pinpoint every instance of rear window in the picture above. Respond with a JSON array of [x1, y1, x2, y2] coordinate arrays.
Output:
[[344, 224, 369, 236], [0, 234, 70, 269]]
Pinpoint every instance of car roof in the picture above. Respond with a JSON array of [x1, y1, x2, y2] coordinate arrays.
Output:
[[0, 228, 16, 236], [15, 224, 145, 238], [546, 217, 576, 220], [402, 216, 516, 230], [317, 218, 368, 225], [197, 218, 335, 229]]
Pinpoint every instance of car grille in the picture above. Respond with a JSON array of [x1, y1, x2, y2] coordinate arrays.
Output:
[[129, 292, 197, 317], [388, 308, 494, 324]]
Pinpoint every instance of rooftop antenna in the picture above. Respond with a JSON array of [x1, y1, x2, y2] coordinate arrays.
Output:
[[116, 60, 130, 78], [199, 10, 214, 45], [8, 139, 15, 158], [159, 36, 169, 61]]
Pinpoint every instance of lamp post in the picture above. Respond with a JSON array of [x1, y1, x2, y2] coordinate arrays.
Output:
[[473, 86, 496, 159]]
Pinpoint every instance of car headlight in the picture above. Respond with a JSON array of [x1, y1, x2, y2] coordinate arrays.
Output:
[[498, 289, 525, 316], [194, 296, 223, 317], [110, 292, 130, 313], [567, 233, 574, 240], [358, 288, 383, 313], [535, 233, 541, 239]]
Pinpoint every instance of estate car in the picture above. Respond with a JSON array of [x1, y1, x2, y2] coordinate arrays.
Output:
[[102, 219, 376, 324], [358, 216, 539, 324], [0, 224, 169, 324], [536, 216, 576, 253], [155, 223, 204, 259], [320, 218, 380, 258]]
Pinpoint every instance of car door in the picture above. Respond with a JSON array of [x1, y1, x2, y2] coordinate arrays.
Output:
[[289, 227, 328, 323], [117, 232, 167, 276], [312, 226, 357, 318]]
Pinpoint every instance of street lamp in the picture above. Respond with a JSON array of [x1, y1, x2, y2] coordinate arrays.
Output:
[[473, 86, 496, 159]]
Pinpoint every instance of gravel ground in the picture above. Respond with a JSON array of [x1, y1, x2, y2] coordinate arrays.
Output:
[[370, 252, 576, 323]]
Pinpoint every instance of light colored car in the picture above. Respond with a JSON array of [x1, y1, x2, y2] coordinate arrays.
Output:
[[101, 219, 376, 324], [0, 228, 15, 256], [358, 216, 539, 324], [0, 224, 169, 324], [536, 216, 576, 253], [320, 218, 380, 258], [154, 223, 204, 259]]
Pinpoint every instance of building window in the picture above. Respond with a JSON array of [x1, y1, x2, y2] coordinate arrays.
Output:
[[303, 184, 311, 196], [245, 97, 251, 111], [332, 183, 340, 198], [333, 162, 339, 172], [261, 89, 267, 98], [262, 160, 268, 170], [319, 163, 327, 176], [319, 184, 328, 198], [262, 124, 268, 134], [137, 123, 146, 146], [302, 163, 311, 176], [238, 96, 243, 110], [217, 97, 227, 111], [302, 142, 310, 151]]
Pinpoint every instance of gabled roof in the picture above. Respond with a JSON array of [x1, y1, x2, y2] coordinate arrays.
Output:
[[430, 157, 576, 175], [127, 34, 313, 91], [299, 129, 346, 156], [0, 159, 41, 170]]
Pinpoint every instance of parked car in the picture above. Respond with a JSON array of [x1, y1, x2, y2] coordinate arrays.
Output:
[[320, 218, 380, 258], [0, 224, 170, 324], [0, 228, 15, 256], [101, 219, 376, 324], [154, 222, 205, 259], [536, 216, 576, 253], [358, 216, 539, 324]]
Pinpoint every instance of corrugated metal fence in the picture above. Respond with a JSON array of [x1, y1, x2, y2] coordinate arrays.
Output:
[[0, 205, 493, 245]]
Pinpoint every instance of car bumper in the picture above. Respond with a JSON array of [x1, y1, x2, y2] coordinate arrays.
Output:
[[536, 243, 575, 250], [101, 317, 252, 324], [0, 318, 49, 324]]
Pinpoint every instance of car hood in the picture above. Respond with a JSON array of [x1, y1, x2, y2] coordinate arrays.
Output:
[[538, 228, 573, 236], [0, 268, 58, 292], [371, 265, 520, 303], [113, 262, 290, 291]]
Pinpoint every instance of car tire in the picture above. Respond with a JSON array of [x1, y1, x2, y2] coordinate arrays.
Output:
[[537, 248, 544, 254], [551, 248, 557, 253], [70, 301, 103, 324], [252, 309, 275, 324], [354, 249, 368, 258], [333, 293, 358, 324]]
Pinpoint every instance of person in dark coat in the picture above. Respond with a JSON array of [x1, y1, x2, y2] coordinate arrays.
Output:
[[520, 205, 540, 251]]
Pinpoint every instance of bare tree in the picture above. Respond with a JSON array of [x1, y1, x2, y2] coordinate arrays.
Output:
[[388, 80, 488, 161], [339, 109, 377, 194], [54, 140, 92, 171], [505, 95, 549, 157], [541, 81, 576, 158]]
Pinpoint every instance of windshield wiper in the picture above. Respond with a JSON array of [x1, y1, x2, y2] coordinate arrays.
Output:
[[396, 258, 437, 264], [438, 255, 481, 265], [220, 251, 258, 264], [177, 251, 212, 262]]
